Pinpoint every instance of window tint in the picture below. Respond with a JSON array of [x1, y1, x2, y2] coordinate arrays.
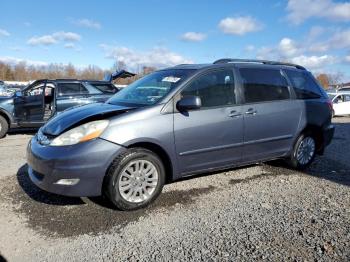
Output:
[[90, 83, 118, 94], [239, 68, 290, 103], [57, 83, 88, 96], [181, 69, 236, 108], [285, 70, 322, 99]]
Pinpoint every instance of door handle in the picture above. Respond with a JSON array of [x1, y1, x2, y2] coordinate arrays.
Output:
[[228, 110, 242, 118], [245, 108, 257, 115]]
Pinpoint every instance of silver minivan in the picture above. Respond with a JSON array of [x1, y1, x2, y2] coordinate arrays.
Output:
[[27, 59, 335, 210]]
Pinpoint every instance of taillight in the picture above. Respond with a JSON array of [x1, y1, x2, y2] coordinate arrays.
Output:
[[326, 99, 333, 112]]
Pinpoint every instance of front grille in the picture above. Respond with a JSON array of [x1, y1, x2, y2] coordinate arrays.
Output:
[[32, 170, 45, 181]]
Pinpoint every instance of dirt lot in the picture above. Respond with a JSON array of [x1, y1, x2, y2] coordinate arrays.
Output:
[[0, 119, 349, 261]]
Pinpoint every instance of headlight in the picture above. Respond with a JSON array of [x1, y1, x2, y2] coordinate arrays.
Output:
[[50, 120, 109, 146]]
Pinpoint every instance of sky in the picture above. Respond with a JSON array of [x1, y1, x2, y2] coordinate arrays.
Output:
[[1, 0, 350, 80]]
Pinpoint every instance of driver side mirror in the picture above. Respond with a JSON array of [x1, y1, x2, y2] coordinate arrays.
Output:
[[176, 96, 202, 111]]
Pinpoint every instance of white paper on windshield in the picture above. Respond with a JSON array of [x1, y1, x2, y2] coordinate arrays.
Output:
[[162, 76, 181, 83]]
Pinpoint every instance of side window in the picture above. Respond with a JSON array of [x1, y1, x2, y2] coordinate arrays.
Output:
[[344, 95, 350, 102], [181, 69, 236, 108], [239, 68, 290, 103], [57, 83, 88, 96], [83, 82, 112, 94], [285, 70, 323, 99], [25, 83, 45, 96]]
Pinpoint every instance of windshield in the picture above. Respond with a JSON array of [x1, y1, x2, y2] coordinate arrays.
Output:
[[107, 69, 195, 106]]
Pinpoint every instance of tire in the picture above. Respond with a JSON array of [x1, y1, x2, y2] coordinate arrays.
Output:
[[286, 133, 316, 170], [0, 115, 9, 138], [104, 148, 165, 211]]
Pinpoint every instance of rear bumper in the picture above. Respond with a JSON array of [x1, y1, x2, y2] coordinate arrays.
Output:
[[323, 124, 335, 147], [27, 136, 126, 197]]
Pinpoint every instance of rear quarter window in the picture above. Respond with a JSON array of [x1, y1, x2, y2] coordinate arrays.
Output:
[[239, 68, 290, 103], [285, 70, 323, 99]]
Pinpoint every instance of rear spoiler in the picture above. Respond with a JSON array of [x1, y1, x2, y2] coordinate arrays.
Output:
[[104, 70, 136, 82]]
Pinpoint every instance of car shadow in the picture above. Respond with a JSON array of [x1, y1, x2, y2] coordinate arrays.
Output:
[[9, 119, 348, 237], [8, 128, 38, 136], [16, 165, 85, 206]]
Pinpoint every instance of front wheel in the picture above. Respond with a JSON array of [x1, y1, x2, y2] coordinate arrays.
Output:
[[0, 115, 9, 138], [104, 148, 165, 211], [287, 134, 316, 170]]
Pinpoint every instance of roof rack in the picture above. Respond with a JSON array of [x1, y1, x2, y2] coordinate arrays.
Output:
[[213, 58, 306, 70]]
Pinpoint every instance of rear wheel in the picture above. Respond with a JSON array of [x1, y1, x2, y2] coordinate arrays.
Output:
[[104, 148, 165, 211], [0, 115, 9, 138], [287, 134, 316, 170]]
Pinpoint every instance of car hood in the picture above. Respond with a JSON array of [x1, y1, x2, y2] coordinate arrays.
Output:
[[0, 96, 13, 104], [42, 103, 134, 136]]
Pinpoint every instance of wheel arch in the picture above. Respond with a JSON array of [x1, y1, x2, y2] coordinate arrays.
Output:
[[126, 141, 174, 183], [297, 124, 324, 154], [0, 108, 12, 127]]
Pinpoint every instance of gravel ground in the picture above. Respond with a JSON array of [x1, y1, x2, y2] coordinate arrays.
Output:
[[0, 119, 349, 261]]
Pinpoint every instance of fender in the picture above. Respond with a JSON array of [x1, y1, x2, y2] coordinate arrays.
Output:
[[0, 107, 15, 127]]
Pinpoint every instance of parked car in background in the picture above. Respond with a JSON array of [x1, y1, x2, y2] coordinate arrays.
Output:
[[0, 82, 14, 96], [0, 79, 119, 138], [27, 59, 334, 211], [0, 70, 135, 138], [328, 91, 350, 116], [338, 86, 350, 92]]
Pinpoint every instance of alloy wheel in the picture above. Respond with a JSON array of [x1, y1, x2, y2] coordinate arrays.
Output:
[[118, 160, 159, 203], [296, 136, 316, 165]]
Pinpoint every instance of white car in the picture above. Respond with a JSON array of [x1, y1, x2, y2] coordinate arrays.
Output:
[[328, 92, 350, 116]]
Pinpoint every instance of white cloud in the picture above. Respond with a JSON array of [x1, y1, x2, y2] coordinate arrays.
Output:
[[287, 0, 350, 25], [27, 35, 57, 45], [328, 29, 350, 49], [74, 18, 101, 29], [0, 29, 10, 37], [218, 16, 262, 35], [245, 45, 255, 52], [181, 32, 207, 42], [278, 38, 299, 57], [52, 31, 81, 42], [64, 43, 75, 49], [257, 38, 302, 59], [27, 31, 81, 46], [64, 43, 82, 52], [256, 36, 338, 70], [0, 56, 48, 66], [100, 44, 193, 69], [290, 55, 337, 69], [345, 55, 350, 63], [305, 28, 350, 52]]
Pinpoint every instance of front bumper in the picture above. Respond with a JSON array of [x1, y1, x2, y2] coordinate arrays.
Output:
[[27, 136, 126, 197]]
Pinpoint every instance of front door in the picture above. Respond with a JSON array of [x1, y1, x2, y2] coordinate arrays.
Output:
[[238, 67, 301, 162], [14, 81, 45, 126], [174, 68, 244, 174]]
